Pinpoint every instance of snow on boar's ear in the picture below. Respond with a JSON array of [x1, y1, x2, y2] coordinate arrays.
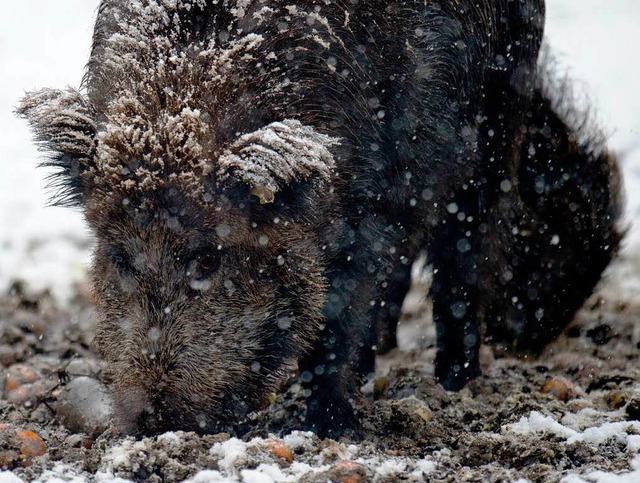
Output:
[[217, 120, 338, 205], [17, 88, 96, 207]]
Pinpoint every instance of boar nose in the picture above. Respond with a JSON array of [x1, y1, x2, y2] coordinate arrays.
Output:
[[135, 406, 169, 435], [117, 384, 171, 435]]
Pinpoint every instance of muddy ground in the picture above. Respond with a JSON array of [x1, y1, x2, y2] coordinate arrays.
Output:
[[0, 271, 639, 482]]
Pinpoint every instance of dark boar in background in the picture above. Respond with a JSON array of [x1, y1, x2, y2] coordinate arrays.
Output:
[[18, 0, 622, 438]]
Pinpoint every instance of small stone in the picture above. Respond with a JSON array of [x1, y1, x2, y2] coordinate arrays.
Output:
[[0, 425, 47, 469], [64, 434, 82, 448], [0, 450, 20, 470], [3, 364, 52, 406], [605, 391, 627, 410], [415, 406, 433, 423], [304, 461, 369, 483], [566, 399, 594, 413], [4, 364, 55, 405], [16, 430, 46, 458], [0, 346, 18, 367], [56, 377, 114, 437], [541, 377, 580, 402], [5, 387, 31, 405], [317, 440, 351, 465], [29, 403, 54, 424], [65, 359, 96, 377], [626, 399, 640, 421], [374, 377, 390, 397], [266, 392, 278, 406], [5, 365, 38, 390], [64, 434, 87, 448], [264, 440, 293, 464], [392, 396, 433, 424]]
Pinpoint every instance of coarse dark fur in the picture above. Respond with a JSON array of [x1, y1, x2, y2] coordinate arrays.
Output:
[[18, 0, 623, 438]]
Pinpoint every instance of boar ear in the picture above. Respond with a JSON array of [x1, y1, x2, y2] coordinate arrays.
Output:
[[217, 120, 339, 204], [17, 88, 96, 207]]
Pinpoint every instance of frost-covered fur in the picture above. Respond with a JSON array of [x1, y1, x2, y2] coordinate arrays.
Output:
[[16, 88, 96, 206], [19, 0, 622, 438], [218, 120, 338, 201]]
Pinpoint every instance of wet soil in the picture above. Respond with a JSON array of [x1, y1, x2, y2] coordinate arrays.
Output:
[[1, 279, 639, 482]]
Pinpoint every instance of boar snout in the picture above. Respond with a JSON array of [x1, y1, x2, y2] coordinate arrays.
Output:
[[116, 384, 212, 435]]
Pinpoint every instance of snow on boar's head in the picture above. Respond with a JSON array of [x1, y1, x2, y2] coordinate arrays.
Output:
[[18, 0, 342, 434]]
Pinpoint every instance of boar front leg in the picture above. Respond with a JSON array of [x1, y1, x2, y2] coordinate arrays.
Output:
[[298, 249, 379, 438], [429, 188, 483, 391]]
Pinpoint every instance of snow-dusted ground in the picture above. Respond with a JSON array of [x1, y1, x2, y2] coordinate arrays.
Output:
[[1, 1, 639, 482]]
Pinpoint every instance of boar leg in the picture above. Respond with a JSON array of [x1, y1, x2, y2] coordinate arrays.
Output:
[[298, 258, 374, 438], [430, 189, 483, 391], [485, 86, 623, 353]]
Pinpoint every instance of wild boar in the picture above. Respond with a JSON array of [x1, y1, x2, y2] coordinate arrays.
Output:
[[19, 0, 622, 438]]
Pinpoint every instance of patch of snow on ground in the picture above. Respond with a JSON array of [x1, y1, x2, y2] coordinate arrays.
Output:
[[504, 410, 640, 450], [0, 472, 24, 483], [211, 437, 252, 476], [33, 464, 87, 483], [184, 471, 226, 483], [91, 431, 445, 482], [504, 410, 580, 439], [505, 408, 640, 481], [411, 459, 437, 478], [372, 459, 408, 479], [562, 456, 640, 483]]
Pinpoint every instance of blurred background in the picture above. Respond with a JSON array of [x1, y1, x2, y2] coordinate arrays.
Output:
[[1, 0, 639, 304]]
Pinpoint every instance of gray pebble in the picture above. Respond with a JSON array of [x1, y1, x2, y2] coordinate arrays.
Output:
[[56, 376, 114, 437], [65, 358, 97, 377]]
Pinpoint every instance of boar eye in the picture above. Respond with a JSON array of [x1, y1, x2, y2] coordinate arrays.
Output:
[[199, 255, 219, 273], [187, 252, 221, 280]]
